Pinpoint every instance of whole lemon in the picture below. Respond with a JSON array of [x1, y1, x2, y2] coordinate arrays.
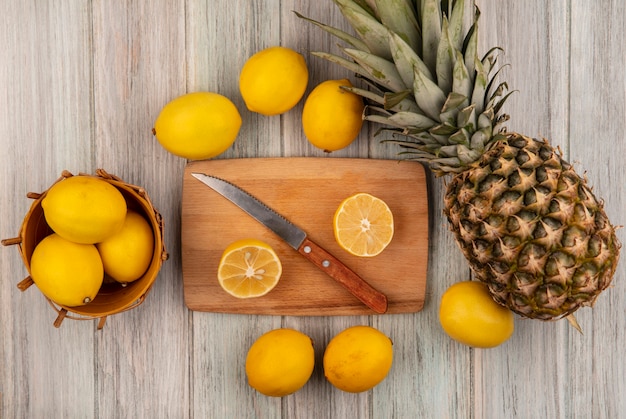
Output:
[[239, 46, 308, 116], [42, 176, 127, 244], [439, 281, 515, 348], [30, 234, 104, 306], [245, 328, 314, 397], [153, 92, 242, 160], [323, 325, 393, 393], [96, 210, 154, 284], [302, 79, 364, 152]]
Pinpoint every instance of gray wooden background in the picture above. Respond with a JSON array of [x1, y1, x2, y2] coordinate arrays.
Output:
[[1, 0, 624, 417]]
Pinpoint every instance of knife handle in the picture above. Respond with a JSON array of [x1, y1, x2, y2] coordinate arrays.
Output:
[[297, 237, 388, 314]]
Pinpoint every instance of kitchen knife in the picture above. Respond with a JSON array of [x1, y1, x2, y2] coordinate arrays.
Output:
[[191, 172, 388, 314]]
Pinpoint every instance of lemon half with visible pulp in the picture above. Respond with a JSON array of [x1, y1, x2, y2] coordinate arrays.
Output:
[[333, 193, 394, 257], [217, 238, 282, 298]]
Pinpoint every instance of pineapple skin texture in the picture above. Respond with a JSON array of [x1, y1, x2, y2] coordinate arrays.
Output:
[[444, 133, 621, 320]]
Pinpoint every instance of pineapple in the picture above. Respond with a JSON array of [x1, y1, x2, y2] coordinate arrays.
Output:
[[298, 0, 621, 320]]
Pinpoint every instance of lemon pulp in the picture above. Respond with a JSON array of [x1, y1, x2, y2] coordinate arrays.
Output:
[[333, 193, 394, 257], [217, 238, 282, 298]]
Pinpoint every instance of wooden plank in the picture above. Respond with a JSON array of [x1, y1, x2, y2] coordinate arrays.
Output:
[[90, 0, 190, 417], [567, 1, 626, 417], [186, 0, 285, 417], [476, 1, 626, 418], [0, 1, 97, 417], [474, 2, 572, 418]]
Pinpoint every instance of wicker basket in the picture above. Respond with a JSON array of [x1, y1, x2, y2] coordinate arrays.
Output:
[[2, 169, 168, 329]]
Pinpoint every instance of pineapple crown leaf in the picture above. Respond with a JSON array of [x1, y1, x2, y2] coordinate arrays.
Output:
[[343, 48, 407, 91], [292, 11, 370, 52], [376, 0, 421, 53], [299, 0, 512, 174], [436, 16, 456, 93], [447, 0, 467, 50], [334, 0, 393, 59], [352, 0, 378, 17], [310, 51, 375, 81], [413, 67, 447, 120], [420, 0, 444, 73], [388, 28, 433, 87], [383, 90, 420, 112]]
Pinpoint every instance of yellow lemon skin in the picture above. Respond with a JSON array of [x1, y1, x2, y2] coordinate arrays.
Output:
[[439, 281, 515, 348], [323, 326, 393, 393], [246, 328, 315, 397], [96, 210, 154, 283], [302, 79, 364, 152], [239, 46, 308, 116], [153, 92, 242, 160], [42, 176, 127, 244], [30, 234, 104, 307]]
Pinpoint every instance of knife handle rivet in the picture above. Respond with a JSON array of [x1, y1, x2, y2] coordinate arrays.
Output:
[[303, 246, 312, 254], [322, 260, 331, 268]]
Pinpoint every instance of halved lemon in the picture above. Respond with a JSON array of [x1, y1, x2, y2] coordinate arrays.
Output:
[[333, 193, 394, 257], [217, 238, 282, 298]]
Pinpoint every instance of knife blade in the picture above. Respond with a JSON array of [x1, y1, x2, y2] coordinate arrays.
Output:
[[191, 172, 388, 314]]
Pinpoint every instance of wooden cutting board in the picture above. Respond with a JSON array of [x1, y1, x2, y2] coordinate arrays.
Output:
[[181, 158, 429, 315]]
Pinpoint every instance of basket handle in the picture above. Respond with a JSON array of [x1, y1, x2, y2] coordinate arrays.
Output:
[[17, 276, 35, 291], [1, 237, 22, 246], [46, 292, 149, 329], [53, 308, 68, 328]]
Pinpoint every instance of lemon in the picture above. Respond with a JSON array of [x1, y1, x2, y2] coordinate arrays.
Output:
[[42, 176, 127, 244], [302, 79, 364, 152], [333, 193, 394, 257], [323, 325, 393, 393], [439, 281, 515, 348], [246, 328, 315, 397], [153, 91, 242, 160], [30, 234, 104, 307], [217, 238, 282, 298], [96, 210, 154, 284], [239, 46, 308, 116]]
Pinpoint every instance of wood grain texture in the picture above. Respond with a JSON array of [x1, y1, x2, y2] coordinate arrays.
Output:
[[0, 0, 624, 418], [90, 0, 190, 417]]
